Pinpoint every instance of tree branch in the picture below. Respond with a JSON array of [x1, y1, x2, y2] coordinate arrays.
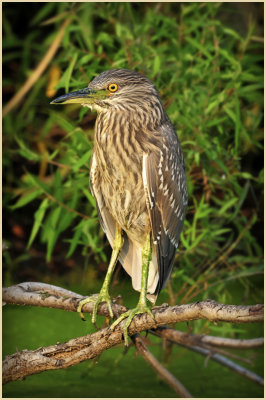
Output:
[[3, 324, 123, 384], [2, 282, 127, 318], [182, 345, 264, 387], [3, 282, 264, 324], [132, 334, 192, 398], [151, 327, 264, 387], [152, 326, 264, 349], [2, 18, 72, 117], [2, 282, 264, 385]]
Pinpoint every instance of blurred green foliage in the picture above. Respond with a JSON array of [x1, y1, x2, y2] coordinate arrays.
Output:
[[3, 3, 263, 307]]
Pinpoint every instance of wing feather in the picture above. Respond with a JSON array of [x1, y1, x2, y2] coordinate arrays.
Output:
[[143, 124, 187, 295], [90, 150, 116, 246]]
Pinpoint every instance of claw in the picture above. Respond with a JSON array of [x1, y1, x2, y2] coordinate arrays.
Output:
[[77, 292, 114, 324], [110, 304, 155, 346]]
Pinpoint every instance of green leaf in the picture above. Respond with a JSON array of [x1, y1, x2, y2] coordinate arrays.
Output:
[[50, 206, 62, 228], [27, 199, 49, 248], [73, 149, 91, 172], [185, 37, 212, 60], [10, 189, 43, 209], [46, 207, 62, 261], [15, 136, 40, 161], [180, 231, 190, 249], [234, 94, 240, 152], [30, 3, 57, 25], [217, 197, 238, 216], [211, 228, 231, 237], [223, 105, 236, 123], [51, 112, 75, 132], [26, 174, 50, 194], [78, 54, 94, 66], [65, 53, 78, 93], [56, 53, 78, 93], [81, 188, 96, 208], [189, 231, 206, 249], [182, 275, 195, 285], [214, 158, 229, 175], [153, 54, 161, 76], [223, 27, 242, 41], [239, 83, 264, 93], [58, 209, 76, 232], [66, 220, 84, 257], [54, 169, 63, 202]]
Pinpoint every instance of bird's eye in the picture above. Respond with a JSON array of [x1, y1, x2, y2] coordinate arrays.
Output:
[[108, 83, 118, 92]]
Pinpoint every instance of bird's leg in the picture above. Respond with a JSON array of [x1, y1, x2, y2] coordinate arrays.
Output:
[[110, 232, 155, 346], [77, 224, 124, 323]]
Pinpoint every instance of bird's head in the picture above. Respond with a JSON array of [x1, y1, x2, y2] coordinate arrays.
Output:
[[51, 69, 160, 113]]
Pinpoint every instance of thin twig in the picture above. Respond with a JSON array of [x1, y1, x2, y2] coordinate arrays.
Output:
[[179, 215, 256, 303], [40, 188, 92, 220], [205, 347, 253, 365], [3, 18, 72, 117], [132, 334, 192, 398], [181, 345, 264, 387], [152, 326, 263, 349], [201, 334, 263, 349], [151, 327, 263, 387]]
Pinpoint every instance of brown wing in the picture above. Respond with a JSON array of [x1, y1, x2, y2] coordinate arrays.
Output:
[[90, 150, 116, 245], [143, 124, 188, 295]]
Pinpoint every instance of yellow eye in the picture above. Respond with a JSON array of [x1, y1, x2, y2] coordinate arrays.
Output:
[[108, 83, 118, 92]]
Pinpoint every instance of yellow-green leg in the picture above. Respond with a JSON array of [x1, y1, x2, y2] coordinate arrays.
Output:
[[77, 224, 124, 323], [110, 232, 154, 346]]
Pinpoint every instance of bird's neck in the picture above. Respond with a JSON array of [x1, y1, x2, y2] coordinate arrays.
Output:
[[94, 100, 165, 140]]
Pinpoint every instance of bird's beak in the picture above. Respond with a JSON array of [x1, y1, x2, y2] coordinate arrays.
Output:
[[50, 87, 106, 105]]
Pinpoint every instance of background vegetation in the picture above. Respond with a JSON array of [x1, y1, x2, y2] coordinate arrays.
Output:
[[3, 2, 263, 398]]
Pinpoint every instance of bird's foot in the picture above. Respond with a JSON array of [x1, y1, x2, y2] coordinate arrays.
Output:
[[110, 303, 155, 346], [77, 290, 114, 324]]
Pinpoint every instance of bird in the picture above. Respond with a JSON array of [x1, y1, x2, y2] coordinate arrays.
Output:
[[51, 69, 188, 345]]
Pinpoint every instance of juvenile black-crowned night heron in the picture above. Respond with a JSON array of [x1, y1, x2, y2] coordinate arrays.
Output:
[[51, 69, 187, 345]]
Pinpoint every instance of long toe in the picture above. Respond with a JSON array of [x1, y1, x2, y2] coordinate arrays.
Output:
[[110, 305, 154, 346], [77, 295, 98, 320], [77, 293, 113, 323]]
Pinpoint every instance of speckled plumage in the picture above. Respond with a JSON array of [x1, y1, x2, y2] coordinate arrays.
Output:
[[86, 69, 188, 301]]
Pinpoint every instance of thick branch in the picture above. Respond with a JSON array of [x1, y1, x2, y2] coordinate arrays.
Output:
[[2, 282, 126, 318], [3, 282, 264, 324], [3, 325, 123, 384]]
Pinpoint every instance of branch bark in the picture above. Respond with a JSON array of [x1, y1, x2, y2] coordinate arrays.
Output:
[[3, 282, 264, 324], [132, 334, 192, 398], [152, 326, 264, 349], [181, 345, 264, 387], [151, 327, 264, 386], [2, 282, 264, 385]]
